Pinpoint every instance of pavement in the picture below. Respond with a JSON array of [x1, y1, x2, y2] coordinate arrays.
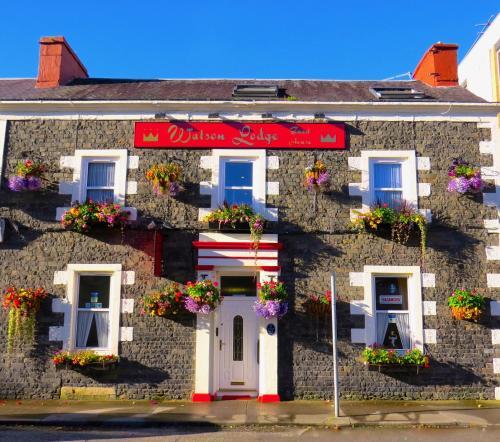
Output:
[[0, 399, 500, 429]]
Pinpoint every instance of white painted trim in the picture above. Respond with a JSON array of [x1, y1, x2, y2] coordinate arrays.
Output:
[[53, 270, 68, 285], [494, 358, 500, 374], [121, 271, 135, 285], [194, 313, 215, 395], [486, 246, 500, 260], [63, 263, 122, 355], [418, 183, 431, 197], [351, 329, 366, 344], [126, 181, 138, 195], [361, 265, 424, 351], [49, 326, 64, 342], [421, 273, 436, 288], [199, 232, 278, 243], [127, 156, 139, 169], [266, 182, 279, 195], [491, 301, 500, 316], [416, 157, 431, 171], [349, 272, 365, 287], [487, 274, 500, 288], [484, 219, 500, 233], [0, 120, 6, 188], [423, 329, 437, 344], [121, 299, 134, 314], [267, 156, 279, 170], [119, 326, 133, 342], [52, 298, 70, 314], [349, 300, 367, 315]]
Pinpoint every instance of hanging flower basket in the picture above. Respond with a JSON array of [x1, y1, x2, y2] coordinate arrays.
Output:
[[140, 283, 185, 317], [204, 203, 265, 249], [184, 280, 221, 314], [303, 291, 331, 316], [448, 288, 485, 322], [254, 281, 288, 319], [61, 201, 130, 233], [304, 160, 330, 193], [145, 163, 182, 197], [8, 160, 46, 192], [2, 286, 48, 353], [351, 201, 427, 258], [52, 350, 118, 370], [361, 347, 429, 374], [447, 158, 485, 194]]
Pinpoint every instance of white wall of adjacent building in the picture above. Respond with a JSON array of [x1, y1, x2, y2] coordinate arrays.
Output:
[[458, 13, 500, 102]]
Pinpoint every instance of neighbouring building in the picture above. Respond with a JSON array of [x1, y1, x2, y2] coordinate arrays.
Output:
[[0, 36, 499, 401]]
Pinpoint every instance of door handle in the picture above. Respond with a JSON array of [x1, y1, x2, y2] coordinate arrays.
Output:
[[219, 339, 223, 351]]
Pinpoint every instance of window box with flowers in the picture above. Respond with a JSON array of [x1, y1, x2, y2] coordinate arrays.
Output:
[[303, 291, 331, 317], [254, 281, 288, 319], [448, 288, 485, 322], [184, 279, 221, 314], [351, 201, 427, 257], [61, 201, 130, 233], [52, 350, 119, 371], [145, 163, 182, 197], [8, 160, 46, 192], [2, 287, 49, 353], [204, 203, 265, 248], [447, 158, 485, 195], [140, 283, 185, 318], [361, 346, 429, 374]]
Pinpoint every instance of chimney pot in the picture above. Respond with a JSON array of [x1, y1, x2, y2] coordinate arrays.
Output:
[[35, 36, 88, 89], [413, 43, 458, 87]]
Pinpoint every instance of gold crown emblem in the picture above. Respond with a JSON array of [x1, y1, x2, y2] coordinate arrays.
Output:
[[143, 132, 159, 142], [320, 134, 337, 143]]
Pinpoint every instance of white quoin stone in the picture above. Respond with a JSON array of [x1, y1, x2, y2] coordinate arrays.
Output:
[[421, 273, 436, 288], [52, 298, 69, 313], [486, 246, 500, 260], [491, 301, 500, 316], [58, 182, 74, 195], [121, 271, 135, 285], [423, 329, 437, 344], [496, 387, 500, 400], [492, 330, 500, 345], [351, 329, 366, 344], [349, 300, 367, 315], [127, 156, 139, 169], [416, 157, 431, 170], [423, 301, 436, 316], [493, 358, 500, 374], [487, 274, 500, 288], [418, 183, 431, 197], [199, 181, 212, 195], [266, 182, 279, 195], [121, 299, 134, 314], [120, 327, 134, 342], [48, 326, 64, 342], [349, 272, 365, 287], [480, 140, 495, 154], [60, 156, 76, 169], [484, 219, 500, 233], [200, 156, 213, 169], [126, 181, 138, 195], [267, 156, 279, 169], [348, 157, 362, 171], [53, 271, 68, 285]]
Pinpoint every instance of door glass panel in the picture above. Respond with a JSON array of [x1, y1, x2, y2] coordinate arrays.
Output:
[[221, 276, 257, 297], [233, 315, 243, 361], [225, 162, 252, 187], [224, 189, 253, 206]]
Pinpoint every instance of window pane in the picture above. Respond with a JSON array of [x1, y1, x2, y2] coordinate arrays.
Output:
[[87, 162, 115, 187], [376, 312, 410, 349], [221, 276, 257, 297], [375, 277, 408, 311], [374, 190, 402, 208], [374, 163, 402, 188], [78, 275, 110, 308], [86, 189, 114, 202], [233, 315, 243, 361], [225, 162, 252, 187], [224, 189, 252, 206], [76, 311, 109, 348]]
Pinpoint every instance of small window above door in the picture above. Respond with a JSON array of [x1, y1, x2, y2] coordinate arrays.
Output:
[[221, 276, 257, 297]]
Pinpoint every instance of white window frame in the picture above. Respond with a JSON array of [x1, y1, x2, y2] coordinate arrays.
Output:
[[363, 265, 424, 351], [219, 157, 255, 206], [207, 149, 266, 216], [72, 149, 128, 205], [0, 120, 7, 190], [64, 264, 122, 355], [359, 150, 418, 211]]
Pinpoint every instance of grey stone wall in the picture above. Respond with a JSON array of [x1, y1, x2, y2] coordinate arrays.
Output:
[[0, 119, 497, 400]]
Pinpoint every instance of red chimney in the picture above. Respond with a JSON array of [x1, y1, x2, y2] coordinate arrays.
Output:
[[35, 36, 88, 89], [413, 43, 458, 87]]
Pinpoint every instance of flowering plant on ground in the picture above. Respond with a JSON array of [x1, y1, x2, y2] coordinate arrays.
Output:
[[303, 291, 332, 316], [254, 280, 288, 319], [145, 163, 182, 197], [61, 200, 129, 233], [447, 288, 485, 321], [361, 346, 429, 368], [304, 160, 330, 192], [8, 159, 46, 192], [141, 283, 185, 317], [204, 203, 265, 249], [2, 286, 48, 352], [351, 201, 427, 257], [52, 350, 118, 367], [447, 158, 485, 194], [184, 280, 221, 314]]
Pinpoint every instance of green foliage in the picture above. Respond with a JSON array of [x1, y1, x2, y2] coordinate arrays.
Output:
[[361, 347, 428, 367], [447, 289, 485, 309]]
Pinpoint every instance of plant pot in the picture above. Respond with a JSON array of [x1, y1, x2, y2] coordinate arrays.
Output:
[[59, 360, 119, 371], [208, 221, 252, 232], [366, 363, 424, 375], [450, 306, 482, 322], [304, 302, 331, 316]]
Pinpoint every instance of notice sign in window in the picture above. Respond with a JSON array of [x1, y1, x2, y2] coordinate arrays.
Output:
[[134, 122, 346, 149], [379, 295, 403, 305]]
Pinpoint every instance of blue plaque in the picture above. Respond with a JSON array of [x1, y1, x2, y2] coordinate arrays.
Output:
[[266, 324, 276, 336]]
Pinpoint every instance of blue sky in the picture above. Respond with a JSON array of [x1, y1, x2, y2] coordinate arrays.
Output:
[[0, 1, 498, 80]]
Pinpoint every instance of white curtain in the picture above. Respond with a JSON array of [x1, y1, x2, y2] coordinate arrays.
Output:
[[374, 163, 402, 208], [376, 313, 389, 345], [395, 313, 411, 349], [86, 162, 115, 202], [94, 312, 109, 348], [76, 311, 94, 347]]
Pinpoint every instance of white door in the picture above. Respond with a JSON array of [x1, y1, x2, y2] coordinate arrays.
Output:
[[218, 275, 259, 391]]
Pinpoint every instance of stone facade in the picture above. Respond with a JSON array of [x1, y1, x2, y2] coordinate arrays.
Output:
[[0, 119, 498, 400]]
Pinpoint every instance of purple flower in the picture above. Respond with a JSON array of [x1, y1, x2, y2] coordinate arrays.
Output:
[[447, 177, 470, 194], [184, 296, 212, 314], [8, 176, 27, 192], [26, 176, 41, 191], [316, 171, 330, 188], [253, 300, 288, 319], [169, 181, 180, 197], [200, 304, 211, 314], [468, 176, 483, 192]]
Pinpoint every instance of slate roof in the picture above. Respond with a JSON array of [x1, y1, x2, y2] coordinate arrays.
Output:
[[0, 78, 485, 103]]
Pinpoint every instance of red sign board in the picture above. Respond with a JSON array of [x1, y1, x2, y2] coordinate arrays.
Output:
[[134, 121, 346, 149]]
